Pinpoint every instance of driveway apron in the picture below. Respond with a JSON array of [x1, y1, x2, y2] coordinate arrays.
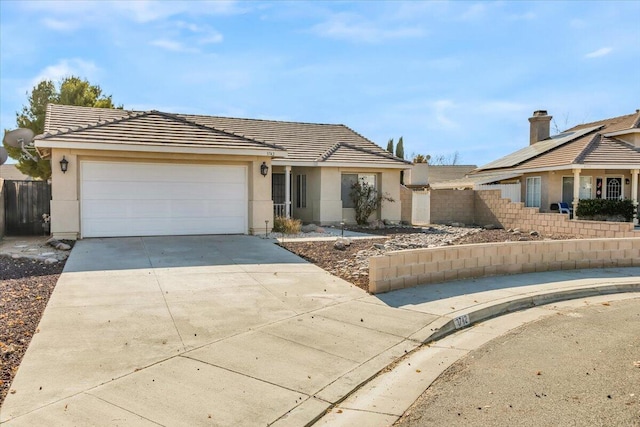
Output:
[[0, 235, 437, 426]]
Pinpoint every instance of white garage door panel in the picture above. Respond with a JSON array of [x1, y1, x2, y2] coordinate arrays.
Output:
[[81, 162, 247, 237], [83, 181, 245, 201]]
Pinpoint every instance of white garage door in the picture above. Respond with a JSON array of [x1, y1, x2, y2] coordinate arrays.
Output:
[[81, 161, 247, 237]]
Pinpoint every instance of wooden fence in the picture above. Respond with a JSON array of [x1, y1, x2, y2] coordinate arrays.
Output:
[[3, 180, 51, 235]]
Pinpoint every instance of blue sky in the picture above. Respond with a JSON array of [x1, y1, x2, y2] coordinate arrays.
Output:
[[1, 1, 639, 166]]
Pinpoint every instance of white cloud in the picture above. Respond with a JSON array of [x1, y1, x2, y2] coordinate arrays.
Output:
[[432, 99, 458, 129], [31, 59, 100, 86], [41, 18, 79, 32], [584, 47, 612, 58], [508, 11, 536, 21], [311, 13, 424, 43], [459, 3, 487, 21], [150, 39, 199, 53], [569, 18, 587, 29]]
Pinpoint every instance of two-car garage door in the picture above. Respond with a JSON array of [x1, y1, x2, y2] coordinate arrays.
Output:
[[81, 161, 247, 238]]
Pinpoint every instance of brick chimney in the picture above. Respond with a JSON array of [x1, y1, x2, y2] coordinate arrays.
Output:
[[528, 110, 552, 145]]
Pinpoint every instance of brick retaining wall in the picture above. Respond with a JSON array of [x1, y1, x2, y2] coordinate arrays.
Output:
[[474, 189, 637, 238], [369, 238, 640, 294]]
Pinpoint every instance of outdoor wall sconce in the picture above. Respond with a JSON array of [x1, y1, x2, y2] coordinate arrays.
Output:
[[626, 178, 631, 185], [59, 156, 69, 174], [260, 161, 269, 177]]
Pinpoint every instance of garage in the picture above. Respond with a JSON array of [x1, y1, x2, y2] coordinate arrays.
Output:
[[81, 161, 247, 238]]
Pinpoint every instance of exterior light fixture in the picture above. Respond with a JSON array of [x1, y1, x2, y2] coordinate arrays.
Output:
[[59, 156, 69, 174], [260, 161, 269, 177]]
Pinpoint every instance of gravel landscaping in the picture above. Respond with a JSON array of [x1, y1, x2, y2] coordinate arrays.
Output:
[[280, 226, 581, 291], [0, 256, 65, 405]]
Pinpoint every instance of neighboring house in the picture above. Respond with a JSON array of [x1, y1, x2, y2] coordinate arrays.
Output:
[[433, 110, 640, 222], [0, 164, 32, 181], [34, 104, 409, 239]]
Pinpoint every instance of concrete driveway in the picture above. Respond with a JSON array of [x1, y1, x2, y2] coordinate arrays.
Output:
[[0, 235, 438, 426]]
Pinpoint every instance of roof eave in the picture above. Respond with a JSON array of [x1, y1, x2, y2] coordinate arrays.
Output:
[[603, 128, 640, 137], [272, 159, 409, 168], [35, 140, 288, 158]]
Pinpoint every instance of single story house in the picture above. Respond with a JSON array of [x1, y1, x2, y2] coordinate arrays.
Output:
[[433, 109, 640, 223], [34, 104, 409, 239]]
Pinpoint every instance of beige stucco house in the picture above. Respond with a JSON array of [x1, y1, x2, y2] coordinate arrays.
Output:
[[34, 104, 409, 239], [433, 109, 640, 224]]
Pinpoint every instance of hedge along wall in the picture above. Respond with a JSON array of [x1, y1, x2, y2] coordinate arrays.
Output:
[[368, 238, 640, 294]]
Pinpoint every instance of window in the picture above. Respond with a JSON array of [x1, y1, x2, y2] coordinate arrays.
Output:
[[525, 176, 541, 207], [272, 174, 285, 204], [606, 177, 622, 200], [296, 175, 307, 208], [561, 176, 593, 204], [341, 173, 376, 208]]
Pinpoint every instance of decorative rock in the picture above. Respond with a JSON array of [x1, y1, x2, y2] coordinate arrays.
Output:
[[316, 227, 325, 233], [301, 224, 318, 233], [44, 258, 59, 264], [11, 254, 21, 259], [373, 243, 385, 250], [55, 242, 71, 251], [333, 241, 346, 251], [512, 228, 520, 233], [484, 224, 498, 230], [518, 237, 530, 241], [451, 222, 465, 227], [336, 237, 352, 246], [529, 230, 539, 236]]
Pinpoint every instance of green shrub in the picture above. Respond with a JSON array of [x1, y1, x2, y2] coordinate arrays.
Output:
[[576, 198, 635, 222], [349, 181, 394, 225], [272, 216, 302, 234]]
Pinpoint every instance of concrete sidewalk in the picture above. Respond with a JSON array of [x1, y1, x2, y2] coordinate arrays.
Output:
[[1, 235, 639, 426]]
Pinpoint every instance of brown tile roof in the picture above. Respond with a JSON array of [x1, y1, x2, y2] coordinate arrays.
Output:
[[42, 104, 410, 166], [0, 165, 32, 181], [577, 135, 640, 164], [427, 165, 477, 184], [476, 110, 640, 173], [37, 110, 285, 153]]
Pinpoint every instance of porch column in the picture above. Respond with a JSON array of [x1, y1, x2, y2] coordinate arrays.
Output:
[[572, 168, 581, 220], [285, 165, 291, 218], [632, 169, 639, 226]]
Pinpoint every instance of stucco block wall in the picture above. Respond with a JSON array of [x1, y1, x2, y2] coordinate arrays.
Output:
[[474, 189, 637, 238], [400, 185, 412, 224], [369, 238, 640, 294], [430, 189, 475, 225]]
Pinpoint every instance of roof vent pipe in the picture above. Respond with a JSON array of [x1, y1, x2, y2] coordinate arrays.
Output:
[[528, 110, 552, 145]]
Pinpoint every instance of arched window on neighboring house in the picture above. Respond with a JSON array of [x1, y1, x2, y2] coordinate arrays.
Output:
[[606, 177, 622, 200]]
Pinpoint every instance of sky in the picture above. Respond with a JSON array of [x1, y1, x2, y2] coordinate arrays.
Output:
[[1, 0, 639, 167]]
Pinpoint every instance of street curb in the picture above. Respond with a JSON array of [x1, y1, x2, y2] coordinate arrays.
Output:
[[309, 281, 640, 426], [426, 281, 640, 342]]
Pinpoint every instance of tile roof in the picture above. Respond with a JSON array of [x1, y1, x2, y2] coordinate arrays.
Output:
[[37, 110, 285, 153], [577, 135, 640, 165], [427, 165, 479, 184], [42, 104, 410, 166], [475, 110, 640, 173], [0, 165, 32, 181]]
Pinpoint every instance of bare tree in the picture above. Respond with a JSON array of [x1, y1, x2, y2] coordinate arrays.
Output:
[[429, 151, 460, 165]]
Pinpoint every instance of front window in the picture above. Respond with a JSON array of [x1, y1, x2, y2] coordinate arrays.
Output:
[[525, 176, 541, 207], [341, 173, 376, 208], [296, 174, 307, 208], [562, 176, 593, 204]]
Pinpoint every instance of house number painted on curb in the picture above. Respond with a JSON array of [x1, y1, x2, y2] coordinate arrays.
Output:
[[454, 314, 471, 329]]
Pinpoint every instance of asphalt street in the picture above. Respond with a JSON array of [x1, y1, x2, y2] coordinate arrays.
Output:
[[395, 297, 640, 427]]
